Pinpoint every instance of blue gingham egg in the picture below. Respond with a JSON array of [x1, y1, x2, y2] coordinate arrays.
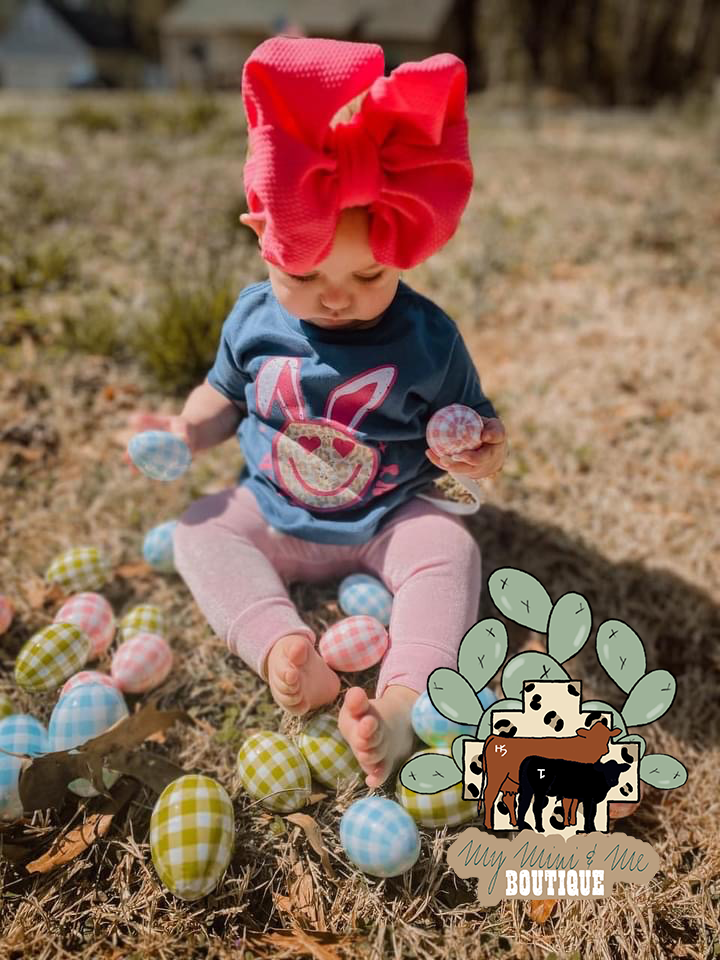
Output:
[[338, 574, 393, 626], [143, 520, 178, 572], [340, 796, 420, 877], [49, 682, 128, 797], [15, 622, 91, 692], [411, 687, 497, 748], [45, 546, 111, 592], [128, 430, 191, 482], [0, 714, 49, 820], [395, 747, 477, 827]]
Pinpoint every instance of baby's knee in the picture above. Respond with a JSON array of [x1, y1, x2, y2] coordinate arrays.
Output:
[[434, 516, 482, 570], [173, 492, 228, 557]]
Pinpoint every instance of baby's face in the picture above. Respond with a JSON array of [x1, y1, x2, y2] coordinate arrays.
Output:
[[249, 208, 402, 331]]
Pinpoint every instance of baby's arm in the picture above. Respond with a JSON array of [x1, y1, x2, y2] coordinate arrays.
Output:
[[180, 377, 245, 454]]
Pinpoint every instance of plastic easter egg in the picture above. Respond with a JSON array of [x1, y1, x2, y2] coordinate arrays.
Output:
[[338, 574, 393, 626], [150, 774, 235, 901], [0, 714, 49, 820], [411, 687, 497, 748], [318, 616, 388, 672], [143, 520, 178, 573], [45, 546, 111, 592], [54, 592, 115, 659], [236, 731, 311, 813], [128, 430, 191, 482], [426, 404, 484, 457], [61, 670, 118, 697], [15, 622, 91, 692], [297, 713, 363, 788], [49, 681, 128, 797], [118, 604, 164, 642], [396, 747, 477, 827], [0, 695, 13, 719], [111, 632, 173, 693], [0, 595, 14, 635], [340, 796, 420, 878]]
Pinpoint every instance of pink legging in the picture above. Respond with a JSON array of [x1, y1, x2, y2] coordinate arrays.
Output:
[[173, 484, 483, 698]]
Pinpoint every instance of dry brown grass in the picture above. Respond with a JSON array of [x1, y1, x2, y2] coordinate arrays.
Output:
[[0, 91, 719, 959]]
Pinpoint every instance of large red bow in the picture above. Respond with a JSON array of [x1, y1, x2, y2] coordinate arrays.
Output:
[[241, 37, 474, 273]]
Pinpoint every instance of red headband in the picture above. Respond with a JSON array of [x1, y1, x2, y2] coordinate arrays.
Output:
[[241, 37, 473, 273]]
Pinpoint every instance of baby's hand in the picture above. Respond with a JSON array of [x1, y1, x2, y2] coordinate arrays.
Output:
[[122, 411, 197, 474], [426, 417, 507, 480]]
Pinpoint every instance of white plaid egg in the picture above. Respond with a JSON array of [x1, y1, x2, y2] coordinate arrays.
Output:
[[340, 796, 420, 878], [318, 616, 388, 672], [236, 731, 311, 813], [128, 430, 191, 482], [61, 670, 118, 697], [118, 604, 164, 642], [111, 632, 173, 693], [0, 695, 13, 720], [150, 774, 235, 901], [395, 747, 477, 827], [143, 520, 178, 573], [297, 713, 363, 789], [338, 574, 393, 626], [0, 595, 13, 635], [49, 681, 128, 797], [15, 622, 91, 692], [45, 546, 111, 592], [411, 687, 497, 748], [426, 404, 484, 457], [54, 592, 115, 659], [0, 714, 48, 820]]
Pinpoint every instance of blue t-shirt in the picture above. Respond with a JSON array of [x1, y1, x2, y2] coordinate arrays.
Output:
[[207, 278, 497, 546]]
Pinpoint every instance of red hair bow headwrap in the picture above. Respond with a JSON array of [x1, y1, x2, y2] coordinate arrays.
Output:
[[241, 36, 473, 273]]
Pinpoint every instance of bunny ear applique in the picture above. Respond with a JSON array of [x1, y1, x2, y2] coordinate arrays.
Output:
[[255, 357, 305, 421], [324, 366, 397, 431]]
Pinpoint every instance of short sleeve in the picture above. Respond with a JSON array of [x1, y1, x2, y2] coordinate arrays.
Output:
[[206, 306, 252, 406], [433, 332, 497, 420]]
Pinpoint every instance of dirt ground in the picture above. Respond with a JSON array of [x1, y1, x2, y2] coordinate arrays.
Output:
[[0, 92, 719, 959]]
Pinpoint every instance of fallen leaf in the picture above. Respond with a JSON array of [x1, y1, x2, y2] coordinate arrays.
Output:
[[23, 577, 67, 610], [528, 898, 558, 922], [286, 813, 336, 879], [115, 562, 154, 580]]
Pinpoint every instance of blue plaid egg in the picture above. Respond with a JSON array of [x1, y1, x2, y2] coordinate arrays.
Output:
[[0, 714, 48, 820], [49, 682, 128, 797], [143, 520, 178, 572], [340, 796, 420, 877], [128, 431, 191, 482], [411, 687, 497, 747], [338, 574, 393, 626]]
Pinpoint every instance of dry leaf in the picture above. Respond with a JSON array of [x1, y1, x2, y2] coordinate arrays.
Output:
[[115, 562, 154, 580], [253, 929, 355, 960], [528, 898, 558, 922], [23, 577, 67, 610], [288, 859, 323, 929], [286, 813, 336, 879]]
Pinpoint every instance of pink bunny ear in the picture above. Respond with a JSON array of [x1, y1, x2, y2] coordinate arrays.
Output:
[[256, 357, 305, 421], [324, 365, 397, 430]]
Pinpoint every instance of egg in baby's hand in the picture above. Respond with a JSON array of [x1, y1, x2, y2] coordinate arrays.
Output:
[[338, 574, 392, 626], [49, 681, 128, 797], [15, 622, 91, 691], [0, 714, 49, 820], [426, 404, 484, 457], [54, 592, 115, 659], [45, 546, 111, 592], [297, 713, 363, 788], [395, 747, 477, 827], [111, 632, 173, 693], [150, 774, 235, 901], [340, 796, 420, 877], [318, 615, 388, 672], [128, 430, 191, 482], [236, 731, 311, 812]]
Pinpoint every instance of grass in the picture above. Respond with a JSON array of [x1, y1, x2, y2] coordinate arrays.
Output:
[[0, 91, 718, 959]]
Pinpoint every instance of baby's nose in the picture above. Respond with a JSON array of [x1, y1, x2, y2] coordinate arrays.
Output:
[[320, 287, 351, 310]]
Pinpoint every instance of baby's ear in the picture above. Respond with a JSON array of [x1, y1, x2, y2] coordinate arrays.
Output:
[[239, 212, 266, 238]]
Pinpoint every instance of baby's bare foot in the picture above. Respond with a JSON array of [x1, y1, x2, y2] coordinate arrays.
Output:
[[338, 685, 419, 788], [264, 633, 340, 716]]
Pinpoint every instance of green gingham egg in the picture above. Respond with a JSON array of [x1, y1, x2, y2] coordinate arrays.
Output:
[[14, 622, 91, 692], [395, 747, 477, 827], [297, 713, 363, 789], [236, 731, 311, 813], [45, 546, 111, 592], [118, 604, 164, 642], [0, 694, 13, 719], [150, 774, 235, 901]]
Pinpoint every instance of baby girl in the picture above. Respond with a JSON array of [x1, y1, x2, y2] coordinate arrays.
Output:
[[127, 37, 507, 790]]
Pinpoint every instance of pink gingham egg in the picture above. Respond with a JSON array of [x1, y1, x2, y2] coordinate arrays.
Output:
[[111, 632, 173, 693], [0, 595, 14, 636], [318, 616, 388, 672], [426, 404, 484, 457], [54, 592, 115, 659], [61, 670, 118, 697]]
